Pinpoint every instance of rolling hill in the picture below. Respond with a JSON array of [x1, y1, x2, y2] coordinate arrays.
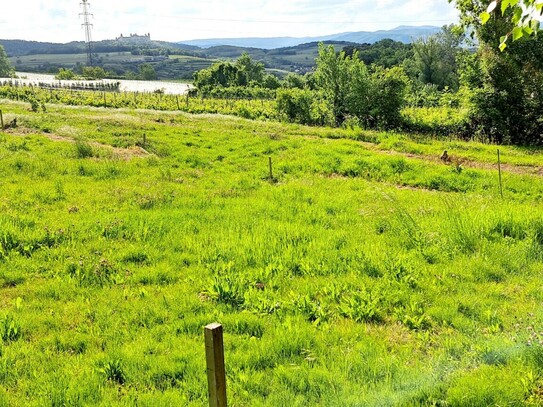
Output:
[[178, 25, 441, 49]]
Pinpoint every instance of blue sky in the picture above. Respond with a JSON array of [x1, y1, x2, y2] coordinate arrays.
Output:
[[0, 0, 459, 43]]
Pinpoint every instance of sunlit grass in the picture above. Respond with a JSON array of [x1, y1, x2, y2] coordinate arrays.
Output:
[[0, 100, 543, 405]]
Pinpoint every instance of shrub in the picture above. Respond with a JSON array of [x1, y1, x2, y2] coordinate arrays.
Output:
[[276, 88, 334, 126], [366, 66, 408, 129], [55, 68, 76, 80]]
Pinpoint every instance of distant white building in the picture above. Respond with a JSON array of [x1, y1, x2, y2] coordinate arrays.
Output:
[[116, 33, 151, 42]]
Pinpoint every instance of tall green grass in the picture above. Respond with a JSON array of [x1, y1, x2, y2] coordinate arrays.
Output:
[[0, 100, 542, 405]]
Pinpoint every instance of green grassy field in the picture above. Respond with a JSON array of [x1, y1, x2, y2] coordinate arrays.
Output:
[[1, 100, 543, 406]]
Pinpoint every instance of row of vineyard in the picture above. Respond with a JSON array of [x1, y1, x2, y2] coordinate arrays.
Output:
[[0, 84, 276, 120]]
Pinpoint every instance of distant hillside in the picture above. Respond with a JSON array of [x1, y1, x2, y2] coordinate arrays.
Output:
[[0, 39, 199, 58], [200, 41, 359, 73], [178, 26, 441, 49], [0, 30, 423, 79]]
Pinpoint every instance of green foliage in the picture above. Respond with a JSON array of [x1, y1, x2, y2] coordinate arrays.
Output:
[[235, 52, 265, 85], [454, 0, 543, 145], [367, 66, 408, 128], [468, 38, 543, 144], [82, 66, 107, 80], [193, 52, 271, 93], [408, 25, 465, 91], [478, 0, 542, 49], [282, 72, 307, 89], [55, 68, 76, 80], [402, 106, 471, 136], [275, 88, 334, 126], [139, 63, 157, 81], [313, 43, 408, 129], [0, 45, 13, 77], [343, 39, 414, 68]]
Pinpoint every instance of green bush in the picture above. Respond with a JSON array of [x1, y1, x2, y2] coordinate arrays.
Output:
[[367, 66, 408, 129], [55, 68, 76, 80]]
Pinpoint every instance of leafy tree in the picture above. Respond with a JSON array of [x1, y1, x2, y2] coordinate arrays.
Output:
[[408, 25, 465, 90], [262, 74, 281, 90], [55, 68, 76, 80], [193, 61, 238, 89], [235, 52, 265, 86], [282, 73, 306, 89], [139, 64, 157, 81], [314, 43, 365, 125], [193, 54, 279, 95], [344, 39, 413, 68], [368, 66, 409, 128], [454, 0, 543, 144], [0, 45, 14, 77], [311, 43, 408, 128], [82, 66, 107, 80]]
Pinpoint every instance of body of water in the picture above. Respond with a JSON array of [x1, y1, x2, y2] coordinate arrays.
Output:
[[0, 72, 192, 95]]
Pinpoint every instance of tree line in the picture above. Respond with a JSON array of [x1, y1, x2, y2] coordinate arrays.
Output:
[[191, 13, 542, 145]]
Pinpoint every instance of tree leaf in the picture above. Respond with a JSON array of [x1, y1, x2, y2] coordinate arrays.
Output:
[[501, 0, 516, 14], [512, 8, 522, 24], [499, 35, 508, 52], [512, 27, 524, 40], [523, 26, 534, 36], [480, 11, 491, 24]]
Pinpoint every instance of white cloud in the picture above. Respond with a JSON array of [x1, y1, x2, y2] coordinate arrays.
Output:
[[0, 0, 459, 43]]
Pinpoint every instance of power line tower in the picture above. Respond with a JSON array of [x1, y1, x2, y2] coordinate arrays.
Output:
[[80, 0, 94, 66]]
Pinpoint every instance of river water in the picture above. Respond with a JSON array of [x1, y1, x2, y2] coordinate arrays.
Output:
[[0, 72, 192, 95]]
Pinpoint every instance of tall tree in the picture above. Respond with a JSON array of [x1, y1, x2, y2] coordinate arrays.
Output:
[[313, 43, 407, 128], [410, 25, 465, 90], [453, 0, 543, 144], [235, 52, 265, 86], [0, 45, 13, 77]]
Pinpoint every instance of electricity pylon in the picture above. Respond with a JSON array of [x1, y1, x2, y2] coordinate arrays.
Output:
[[80, 0, 94, 66]]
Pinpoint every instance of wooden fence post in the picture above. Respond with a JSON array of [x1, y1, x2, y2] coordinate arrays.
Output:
[[0, 109, 4, 130], [497, 149, 503, 198], [269, 156, 274, 182], [205, 323, 227, 407]]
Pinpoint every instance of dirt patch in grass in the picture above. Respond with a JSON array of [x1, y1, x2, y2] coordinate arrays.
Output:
[[359, 141, 543, 177], [5, 127, 152, 159]]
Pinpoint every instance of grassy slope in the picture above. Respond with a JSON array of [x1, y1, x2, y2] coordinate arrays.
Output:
[[0, 100, 543, 405]]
